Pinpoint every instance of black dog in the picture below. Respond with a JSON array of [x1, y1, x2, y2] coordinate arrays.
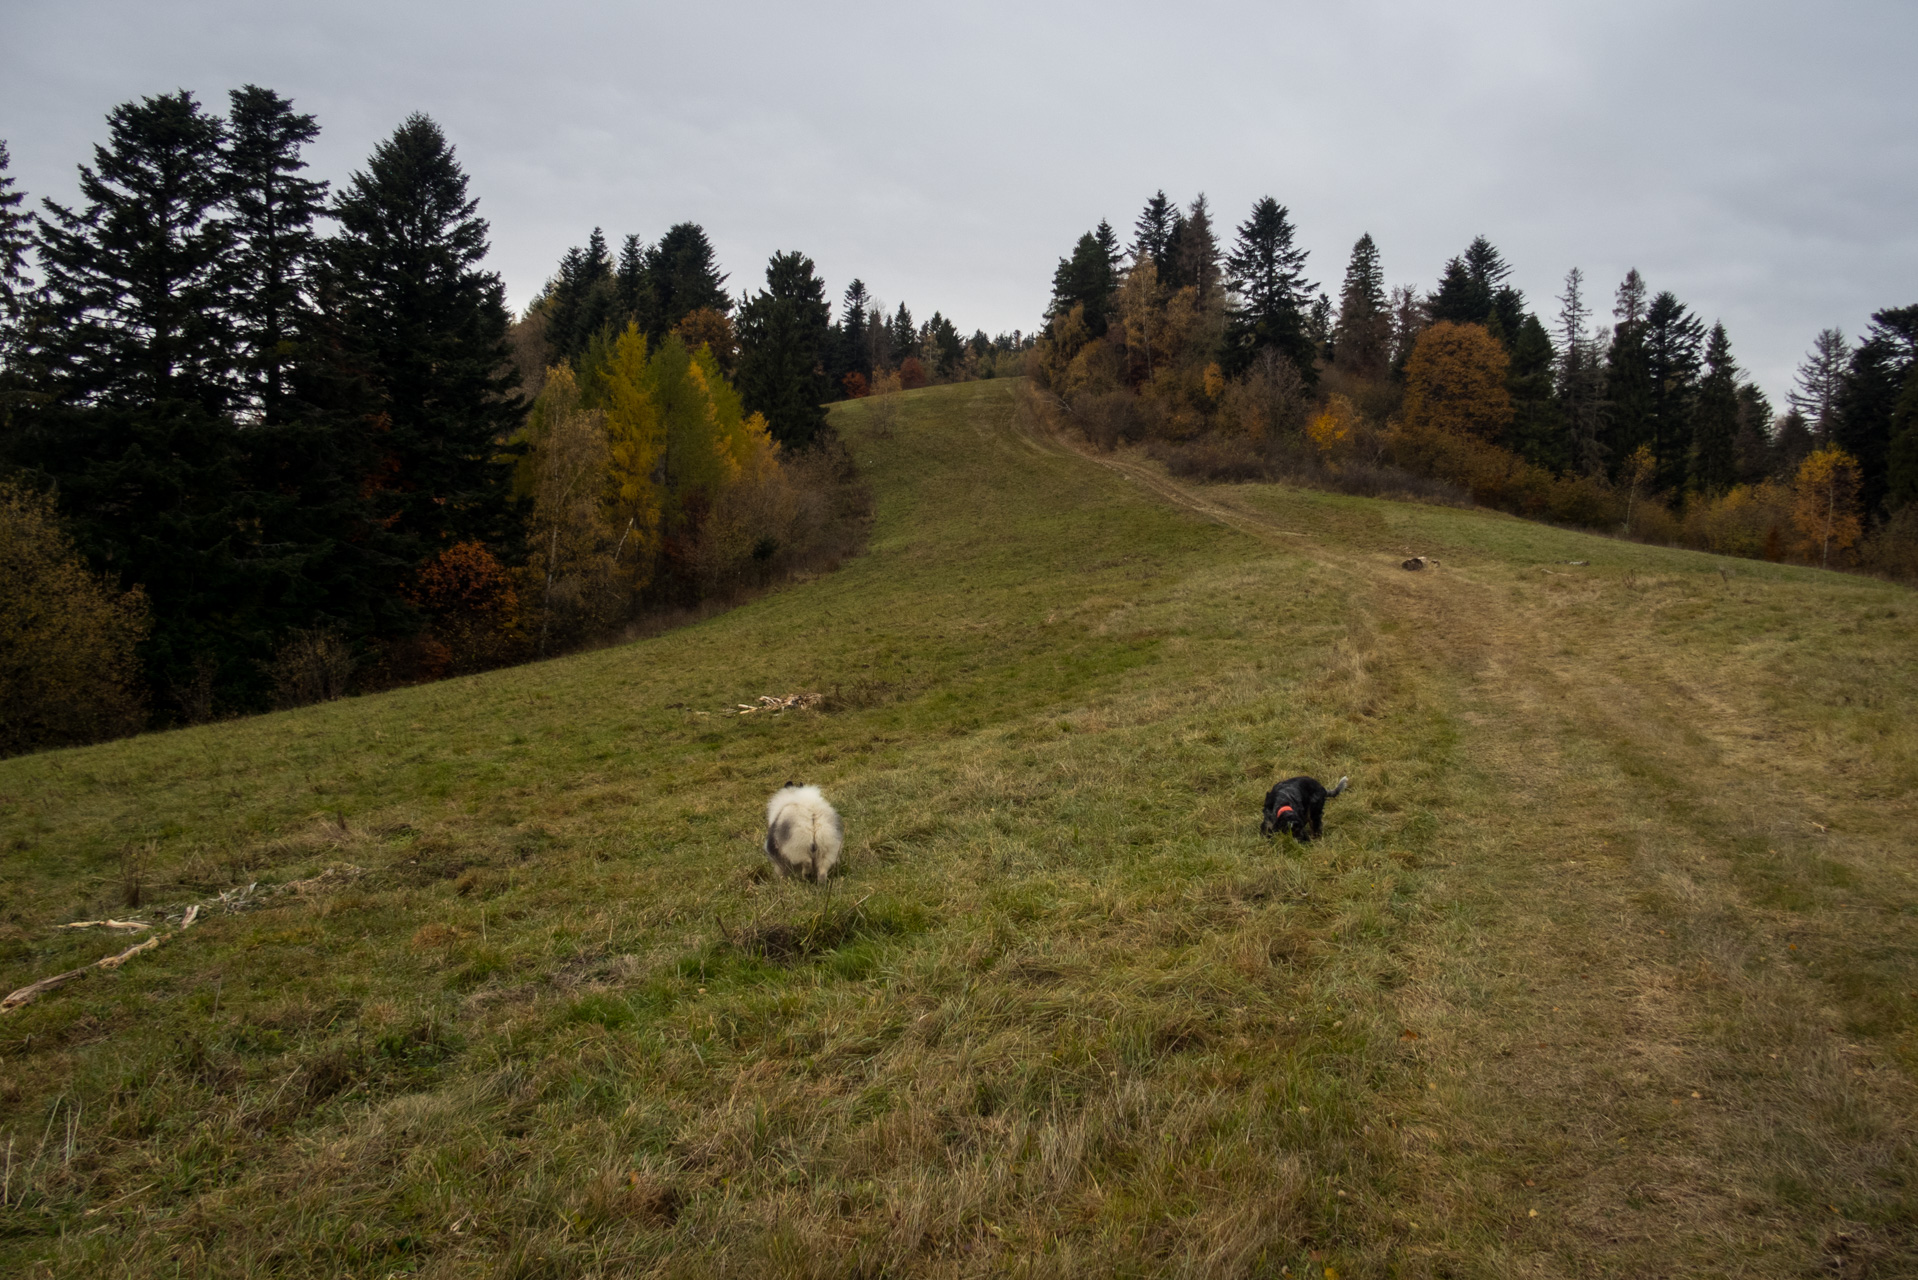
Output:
[[1260, 775, 1349, 841]]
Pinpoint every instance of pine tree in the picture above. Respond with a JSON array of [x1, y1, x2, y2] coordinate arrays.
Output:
[[616, 233, 654, 333], [1093, 220, 1122, 274], [1429, 236, 1524, 344], [1222, 196, 1315, 381], [1554, 268, 1606, 476], [1506, 313, 1561, 468], [1834, 306, 1918, 517], [1388, 285, 1425, 379], [735, 250, 831, 449], [1132, 191, 1175, 276], [1886, 366, 1918, 512], [1733, 383, 1775, 485], [324, 113, 523, 559], [1332, 233, 1390, 381], [646, 222, 729, 337], [1689, 322, 1739, 496], [1644, 291, 1705, 491], [224, 86, 327, 426], [1789, 328, 1850, 441], [837, 278, 871, 381], [1601, 270, 1653, 480]]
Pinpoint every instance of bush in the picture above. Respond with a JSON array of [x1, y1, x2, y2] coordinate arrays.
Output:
[[267, 629, 356, 709], [0, 483, 150, 756]]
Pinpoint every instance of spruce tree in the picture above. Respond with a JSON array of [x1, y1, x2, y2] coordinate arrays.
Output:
[[1132, 191, 1175, 276], [616, 233, 655, 334], [1222, 196, 1315, 381], [1049, 231, 1116, 336], [1175, 195, 1222, 309], [889, 303, 914, 364], [1506, 313, 1561, 469], [0, 141, 32, 434], [224, 86, 327, 426], [1886, 366, 1918, 512], [1429, 236, 1525, 344], [1555, 268, 1606, 476], [1601, 270, 1653, 479], [1789, 328, 1850, 441], [24, 91, 254, 711], [1733, 383, 1775, 485], [735, 250, 831, 448], [1834, 305, 1918, 517], [837, 278, 871, 381], [646, 222, 729, 336], [323, 113, 522, 558], [1689, 322, 1739, 496], [1094, 219, 1122, 274], [1644, 291, 1704, 491], [546, 227, 617, 365], [1332, 233, 1390, 380]]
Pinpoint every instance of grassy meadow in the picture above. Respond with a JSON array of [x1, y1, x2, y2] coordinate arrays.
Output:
[[2, 379, 1915, 1277]]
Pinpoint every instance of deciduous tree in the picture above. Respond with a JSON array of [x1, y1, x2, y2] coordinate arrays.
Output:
[[1401, 321, 1512, 441], [1791, 446, 1863, 567]]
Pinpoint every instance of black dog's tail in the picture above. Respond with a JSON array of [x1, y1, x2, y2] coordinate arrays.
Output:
[[1327, 775, 1349, 798]]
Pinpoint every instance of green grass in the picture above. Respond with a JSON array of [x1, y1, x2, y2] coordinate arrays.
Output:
[[2, 379, 1915, 1277]]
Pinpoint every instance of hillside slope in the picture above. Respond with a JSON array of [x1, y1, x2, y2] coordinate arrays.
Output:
[[2, 380, 1914, 1278]]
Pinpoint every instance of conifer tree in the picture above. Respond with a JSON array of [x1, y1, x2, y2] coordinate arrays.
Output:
[[1834, 305, 1918, 517], [23, 91, 258, 711], [224, 86, 327, 426], [1049, 231, 1117, 336], [1644, 291, 1704, 490], [616, 233, 654, 334], [1555, 268, 1606, 476], [1886, 366, 1918, 512], [546, 227, 617, 365], [1388, 285, 1425, 379], [1332, 233, 1390, 380], [646, 222, 729, 337], [1133, 191, 1175, 276], [1505, 313, 1561, 468], [1429, 236, 1524, 343], [323, 113, 522, 558], [1602, 270, 1653, 479], [1174, 194, 1222, 309], [1733, 383, 1776, 485], [735, 250, 831, 449], [1222, 196, 1314, 381], [0, 141, 32, 434], [837, 278, 871, 381], [888, 303, 914, 364], [1789, 328, 1850, 441], [1689, 322, 1739, 496], [1094, 220, 1122, 274]]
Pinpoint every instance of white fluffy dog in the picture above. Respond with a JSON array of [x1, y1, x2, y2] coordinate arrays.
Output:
[[763, 783, 843, 881]]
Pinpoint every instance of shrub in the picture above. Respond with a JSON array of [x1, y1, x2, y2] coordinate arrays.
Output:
[[898, 357, 928, 390], [267, 629, 356, 709], [0, 483, 150, 756]]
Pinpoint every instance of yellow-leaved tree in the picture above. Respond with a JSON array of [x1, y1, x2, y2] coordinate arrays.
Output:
[[1401, 321, 1513, 440], [1791, 446, 1864, 568]]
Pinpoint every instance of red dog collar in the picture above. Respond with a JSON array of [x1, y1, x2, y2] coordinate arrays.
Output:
[[1273, 805, 1294, 819]]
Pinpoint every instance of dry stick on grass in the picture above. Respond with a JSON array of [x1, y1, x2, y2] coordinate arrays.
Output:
[[4, 905, 198, 1013], [55, 919, 151, 932]]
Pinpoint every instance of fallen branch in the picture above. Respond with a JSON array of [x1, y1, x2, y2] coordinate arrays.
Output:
[[727, 692, 823, 716], [55, 919, 150, 932]]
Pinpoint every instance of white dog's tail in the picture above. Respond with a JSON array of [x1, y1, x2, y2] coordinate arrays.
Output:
[[765, 784, 844, 881], [1327, 775, 1349, 798]]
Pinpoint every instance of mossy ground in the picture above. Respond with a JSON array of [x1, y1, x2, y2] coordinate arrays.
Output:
[[2, 380, 1914, 1277]]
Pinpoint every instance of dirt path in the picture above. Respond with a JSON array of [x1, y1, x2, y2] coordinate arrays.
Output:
[[1018, 404, 1917, 1275]]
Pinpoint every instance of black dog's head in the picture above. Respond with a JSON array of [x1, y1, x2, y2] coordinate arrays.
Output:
[[1261, 802, 1307, 840]]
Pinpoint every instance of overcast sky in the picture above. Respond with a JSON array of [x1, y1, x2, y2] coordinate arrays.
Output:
[[3, 0, 1913, 402]]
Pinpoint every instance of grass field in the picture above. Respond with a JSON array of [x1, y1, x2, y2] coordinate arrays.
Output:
[[2, 379, 1915, 1278]]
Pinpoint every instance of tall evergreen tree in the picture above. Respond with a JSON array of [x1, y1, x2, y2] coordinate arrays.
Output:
[[0, 141, 33, 434], [1505, 313, 1561, 469], [22, 91, 253, 711], [1132, 191, 1175, 276], [646, 222, 729, 337], [1732, 383, 1776, 485], [1429, 236, 1526, 343], [224, 86, 327, 427], [1886, 363, 1918, 512], [1332, 233, 1390, 380], [545, 227, 617, 365], [888, 303, 914, 365], [1222, 196, 1315, 381], [1048, 230, 1117, 336], [1644, 290, 1705, 490], [838, 278, 871, 381], [1173, 194, 1222, 308], [1093, 219, 1122, 274], [615, 233, 654, 334], [1834, 305, 1918, 517], [736, 250, 831, 449], [1689, 322, 1738, 496], [1601, 270, 1653, 480], [323, 113, 522, 558], [1789, 328, 1850, 441], [1555, 268, 1606, 476], [1388, 285, 1425, 380]]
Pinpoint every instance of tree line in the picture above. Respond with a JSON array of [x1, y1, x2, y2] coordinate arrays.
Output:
[[1034, 192, 1917, 574], [0, 89, 1011, 755]]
